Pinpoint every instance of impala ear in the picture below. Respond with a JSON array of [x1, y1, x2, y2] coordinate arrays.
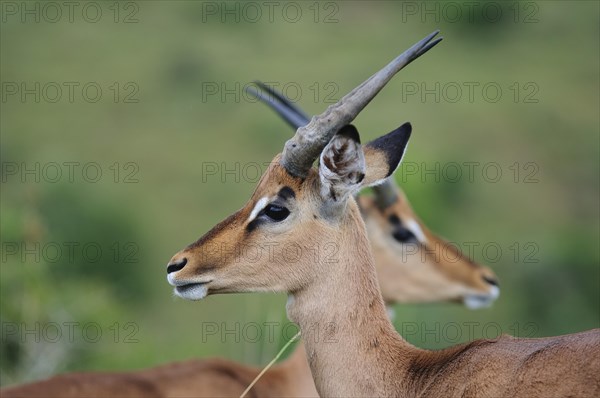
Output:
[[362, 122, 412, 186], [318, 125, 366, 203]]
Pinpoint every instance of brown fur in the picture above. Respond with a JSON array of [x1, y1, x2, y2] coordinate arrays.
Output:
[[0, 357, 307, 398], [360, 190, 498, 305], [9, 150, 596, 396], [2, 169, 503, 397], [166, 150, 599, 397]]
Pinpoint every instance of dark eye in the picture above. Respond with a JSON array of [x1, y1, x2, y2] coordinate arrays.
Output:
[[392, 227, 417, 243], [263, 204, 290, 221]]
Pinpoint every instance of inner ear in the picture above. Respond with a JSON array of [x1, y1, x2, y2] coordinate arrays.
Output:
[[318, 125, 366, 202]]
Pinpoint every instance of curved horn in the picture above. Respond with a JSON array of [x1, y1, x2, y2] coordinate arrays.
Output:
[[251, 84, 402, 210], [281, 30, 442, 178], [245, 81, 309, 130]]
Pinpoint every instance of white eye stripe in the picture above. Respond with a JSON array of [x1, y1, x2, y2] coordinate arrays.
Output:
[[405, 219, 427, 243], [248, 197, 270, 223]]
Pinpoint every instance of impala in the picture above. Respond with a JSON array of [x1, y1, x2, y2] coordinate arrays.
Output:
[[0, 145, 500, 398], [166, 31, 600, 397], [1, 61, 503, 397], [1, 172, 499, 398], [249, 80, 500, 309]]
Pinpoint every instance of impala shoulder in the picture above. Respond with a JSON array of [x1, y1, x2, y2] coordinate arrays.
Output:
[[408, 338, 498, 381]]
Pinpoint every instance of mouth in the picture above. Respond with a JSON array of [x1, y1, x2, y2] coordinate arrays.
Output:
[[167, 273, 213, 301], [463, 286, 500, 310], [174, 283, 210, 300]]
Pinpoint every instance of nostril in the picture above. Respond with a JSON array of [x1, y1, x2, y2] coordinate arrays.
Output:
[[482, 275, 499, 287], [167, 257, 187, 274]]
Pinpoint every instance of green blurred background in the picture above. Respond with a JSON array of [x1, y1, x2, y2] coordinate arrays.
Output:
[[1, 0, 598, 387]]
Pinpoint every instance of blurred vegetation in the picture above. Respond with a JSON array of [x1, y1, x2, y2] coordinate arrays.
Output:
[[1, 0, 598, 387]]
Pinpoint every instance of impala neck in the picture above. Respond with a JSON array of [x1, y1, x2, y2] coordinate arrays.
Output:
[[279, 342, 310, 371], [271, 342, 318, 397], [286, 202, 421, 397]]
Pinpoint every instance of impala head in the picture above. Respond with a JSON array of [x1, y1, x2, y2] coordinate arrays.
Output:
[[247, 77, 499, 310], [167, 31, 443, 300], [358, 181, 499, 309]]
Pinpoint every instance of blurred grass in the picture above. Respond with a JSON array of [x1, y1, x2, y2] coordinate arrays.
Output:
[[1, 0, 599, 387]]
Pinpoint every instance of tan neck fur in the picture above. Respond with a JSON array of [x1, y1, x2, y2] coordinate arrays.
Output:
[[285, 201, 600, 398], [286, 202, 418, 396]]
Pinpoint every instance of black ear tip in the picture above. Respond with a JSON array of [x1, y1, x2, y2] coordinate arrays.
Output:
[[364, 121, 412, 178], [385, 122, 411, 145], [390, 122, 411, 145], [337, 124, 361, 144], [399, 122, 412, 136]]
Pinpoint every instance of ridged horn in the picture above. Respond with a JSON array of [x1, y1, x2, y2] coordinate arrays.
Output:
[[251, 83, 402, 210], [245, 81, 309, 129], [280, 30, 442, 178]]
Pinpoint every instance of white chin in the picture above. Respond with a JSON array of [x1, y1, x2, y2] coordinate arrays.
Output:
[[463, 286, 500, 310], [174, 284, 208, 300]]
